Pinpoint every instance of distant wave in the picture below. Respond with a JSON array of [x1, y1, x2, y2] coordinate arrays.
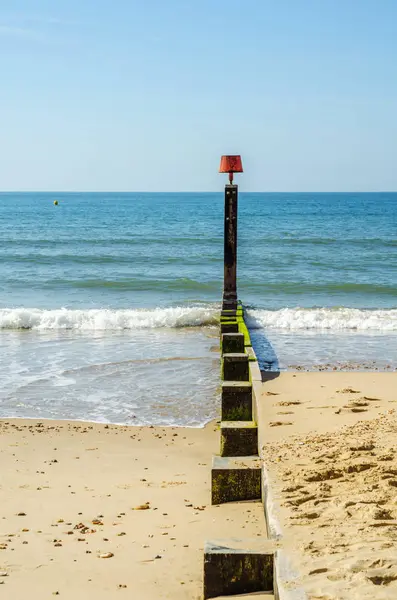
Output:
[[0, 307, 218, 330], [240, 282, 397, 296], [2, 278, 222, 292], [247, 308, 397, 331], [65, 278, 219, 292], [0, 236, 223, 247]]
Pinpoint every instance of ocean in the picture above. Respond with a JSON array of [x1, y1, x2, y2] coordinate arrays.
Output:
[[0, 192, 396, 426]]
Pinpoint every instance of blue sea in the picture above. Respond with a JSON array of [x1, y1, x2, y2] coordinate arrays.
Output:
[[0, 192, 396, 426]]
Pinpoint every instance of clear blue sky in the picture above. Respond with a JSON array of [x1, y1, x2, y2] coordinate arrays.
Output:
[[1, 0, 396, 192]]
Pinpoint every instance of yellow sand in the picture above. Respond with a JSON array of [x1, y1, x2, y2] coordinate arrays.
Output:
[[258, 372, 397, 600], [0, 420, 265, 599]]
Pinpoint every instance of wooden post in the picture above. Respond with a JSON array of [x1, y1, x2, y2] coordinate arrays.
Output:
[[222, 184, 238, 311]]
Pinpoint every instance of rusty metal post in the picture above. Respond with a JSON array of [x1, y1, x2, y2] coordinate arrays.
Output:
[[222, 184, 238, 311]]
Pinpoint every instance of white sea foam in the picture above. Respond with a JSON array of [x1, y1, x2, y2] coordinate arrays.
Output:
[[0, 307, 218, 330], [248, 307, 397, 331], [2, 306, 396, 332]]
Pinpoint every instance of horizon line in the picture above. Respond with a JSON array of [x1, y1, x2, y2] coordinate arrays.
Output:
[[0, 190, 396, 195]]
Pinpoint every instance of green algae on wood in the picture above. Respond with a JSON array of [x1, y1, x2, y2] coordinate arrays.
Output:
[[221, 332, 245, 354], [221, 382, 253, 421], [204, 542, 274, 599], [211, 463, 261, 504], [220, 421, 258, 457], [222, 353, 250, 381], [238, 322, 252, 347]]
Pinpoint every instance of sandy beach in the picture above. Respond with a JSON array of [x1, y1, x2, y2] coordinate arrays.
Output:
[[259, 372, 397, 600], [0, 419, 265, 599]]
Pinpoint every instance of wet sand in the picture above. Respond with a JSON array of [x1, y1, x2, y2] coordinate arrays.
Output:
[[258, 372, 397, 600], [0, 420, 264, 599]]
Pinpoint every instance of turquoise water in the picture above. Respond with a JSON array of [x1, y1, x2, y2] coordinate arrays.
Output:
[[1, 192, 396, 310], [0, 192, 396, 424]]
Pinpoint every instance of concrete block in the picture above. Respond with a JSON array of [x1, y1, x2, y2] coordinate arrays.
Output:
[[222, 353, 249, 381], [221, 332, 245, 354], [221, 381, 252, 421], [221, 421, 258, 457], [211, 455, 262, 504], [220, 321, 239, 334], [246, 346, 258, 361], [203, 538, 274, 599]]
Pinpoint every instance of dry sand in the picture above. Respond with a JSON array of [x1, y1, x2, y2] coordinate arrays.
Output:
[[258, 372, 397, 600], [0, 419, 265, 599]]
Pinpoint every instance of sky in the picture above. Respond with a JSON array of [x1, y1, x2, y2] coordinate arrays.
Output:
[[0, 0, 397, 192]]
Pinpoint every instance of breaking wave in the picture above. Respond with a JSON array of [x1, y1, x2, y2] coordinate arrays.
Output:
[[2, 306, 397, 332], [0, 307, 218, 330], [247, 307, 397, 331]]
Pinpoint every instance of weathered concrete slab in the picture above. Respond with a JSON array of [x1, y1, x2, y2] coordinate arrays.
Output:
[[249, 356, 262, 382], [221, 421, 258, 457], [222, 332, 245, 354], [223, 353, 249, 381], [249, 358, 262, 423], [221, 381, 252, 421], [246, 346, 258, 362], [204, 538, 274, 599], [211, 455, 262, 504]]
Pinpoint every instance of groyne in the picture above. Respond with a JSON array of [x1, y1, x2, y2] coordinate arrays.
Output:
[[203, 303, 305, 600]]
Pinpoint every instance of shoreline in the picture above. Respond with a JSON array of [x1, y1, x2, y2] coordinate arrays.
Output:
[[1, 364, 396, 429], [0, 415, 215, 429]]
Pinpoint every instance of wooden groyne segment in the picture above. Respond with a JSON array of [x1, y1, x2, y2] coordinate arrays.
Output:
[[204, 539, 275, 599], [221, 381, 253, 421], [212, 305, 261, 507], [204, 304, 276, 599]]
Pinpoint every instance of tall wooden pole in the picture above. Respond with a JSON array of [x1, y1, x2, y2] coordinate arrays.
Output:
[[222, 184, 238, 312]]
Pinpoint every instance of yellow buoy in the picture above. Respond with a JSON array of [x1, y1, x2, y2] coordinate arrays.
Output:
[[54, 200, 58, 206]]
